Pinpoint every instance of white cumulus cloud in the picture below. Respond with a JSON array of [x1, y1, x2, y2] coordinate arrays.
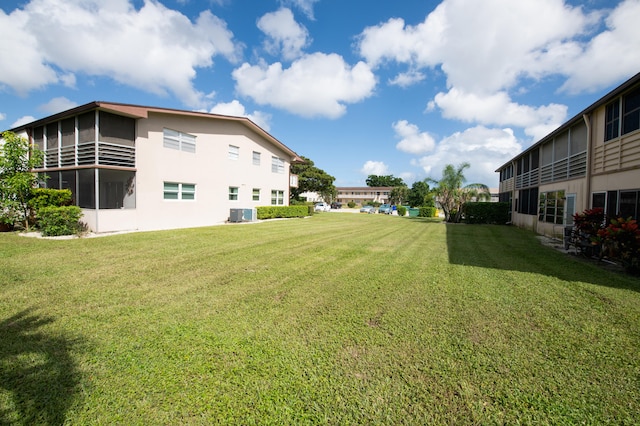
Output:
[[258, 8, 310, 60], [0, 0, 242, 108], [360, 160, 389, 176], [393, 120, 436, 154], [38, 97, 78, 115], [430, 88, 568, 142], [233, 53, 376, 118], [209, 100, 272, 131], [11, 116, 37, 128], [414, 126, 522, 186]]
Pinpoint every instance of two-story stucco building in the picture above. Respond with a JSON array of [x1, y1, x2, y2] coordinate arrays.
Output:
[[5, 101, 302, 233], [496, 72, 640, 239], [336, 187, 392, 205]]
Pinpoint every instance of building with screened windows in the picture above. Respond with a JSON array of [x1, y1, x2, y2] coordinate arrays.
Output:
[[496, 71, 640, 238], [5, 102, 302, 233]]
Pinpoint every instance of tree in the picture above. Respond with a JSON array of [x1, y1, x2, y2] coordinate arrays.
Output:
[[427, 163, 490, 223], [389, 186, 409, 206], [0, 131, 44, 230], [290, 156, 336, 202], [407, 180, 435, 207], [365, 175, 405, 187]]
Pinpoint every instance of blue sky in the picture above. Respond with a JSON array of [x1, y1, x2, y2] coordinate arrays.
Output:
[[1, 0, 639, 188]]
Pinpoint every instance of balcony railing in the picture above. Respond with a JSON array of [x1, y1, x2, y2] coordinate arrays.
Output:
[[44, 141, 135, 168]]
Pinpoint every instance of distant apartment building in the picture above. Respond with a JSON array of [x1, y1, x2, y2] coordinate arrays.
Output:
[[336, 187, 392, 205]]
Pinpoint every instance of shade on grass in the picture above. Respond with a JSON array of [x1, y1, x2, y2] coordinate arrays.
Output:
[[1, 214, 638, 424]]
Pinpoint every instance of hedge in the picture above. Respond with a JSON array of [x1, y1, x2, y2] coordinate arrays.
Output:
[[38, 205, 84, 236], [256, 205, 309, 220], [464, 202, 511, 224], [29, 188, 73, 210], [418, 206, 437, 217]]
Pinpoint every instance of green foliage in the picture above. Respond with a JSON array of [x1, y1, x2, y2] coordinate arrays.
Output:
[[365, 174, 405, 187], [0, 131, 44, 230], [37, 206, 83, 236], [256, 205, 309, 219], [1, 215, 639, 423], [28, 188, 72, 216], [347, 201, 356, 208], [464, 202, 511, 224], [427, 163, 490, 223], [389, 185, 409, 205], [596, 217, 640, 274], [397, 205, 407, 217], [290, 156, 335, 202], [407, 180, 434, 207], [418, 206, 437, 217]]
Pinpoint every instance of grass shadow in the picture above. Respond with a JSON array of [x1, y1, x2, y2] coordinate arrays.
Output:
[[0, 309, 82, 425], [445, 223, 640, 292]]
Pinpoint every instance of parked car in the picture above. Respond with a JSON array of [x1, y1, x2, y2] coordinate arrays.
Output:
[[331, 202, 342, 209], [360, 205, 375, 214], [314, 202, 330, 212], [378, 204, 392, 214]]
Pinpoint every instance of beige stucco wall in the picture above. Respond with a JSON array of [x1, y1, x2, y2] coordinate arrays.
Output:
[[88, 112, 293, 233]]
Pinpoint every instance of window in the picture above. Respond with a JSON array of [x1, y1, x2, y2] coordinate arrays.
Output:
[[163, 128, 196, 153], [229, 186, 238, 201], [271, 156, 285, 173], [517, 187, 538, 215], [252, 188, 260, 201], [99, 111, 135, 146], [622, 87, 640, 135], [605, 100, 620, 141], [271, 190, 284, 205], [100, 169, 136, 208], [228, 145, 239, 160], [538, 190, 565, 224], [593, 190, 640, 221], [253, 151, 261, 165], [164, 182, 195, 200]]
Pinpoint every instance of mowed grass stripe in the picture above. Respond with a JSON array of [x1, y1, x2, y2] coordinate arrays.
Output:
[[0, 214, 638, 424]]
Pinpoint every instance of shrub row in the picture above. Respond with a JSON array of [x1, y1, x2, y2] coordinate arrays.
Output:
[[418, 206, 437, 217], [464, 202, 511, 224], [38, 206, 84, 236], [257, 205, 309, 220]]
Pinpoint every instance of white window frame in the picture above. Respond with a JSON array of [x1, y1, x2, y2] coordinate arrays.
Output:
[[271, 156, 285, 174], [253, 151, 261, 166], [252, 188, 260, 201], [163, 128, 196, 153], [271, 189, 284, 205], [164, 182, 196, 201], [228, 145, 239, 160], [229, 186, 239, 201]]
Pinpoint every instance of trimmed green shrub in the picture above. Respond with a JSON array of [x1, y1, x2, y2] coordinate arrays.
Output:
[[464, 202, 510, 224], [397, 206, 407, 217], [29, 188, 73, 210], [256, 205, 309, 220], [347, 201, 356, 208], [418, 206, 437, 217], [38, 206, 84, 236]]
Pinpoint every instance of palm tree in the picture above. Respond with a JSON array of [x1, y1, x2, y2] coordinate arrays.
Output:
[[428, 163, 490, 223]]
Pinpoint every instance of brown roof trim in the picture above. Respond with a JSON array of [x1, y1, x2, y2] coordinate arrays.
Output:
[[336, 186, 394, 190], [7, 101, 303, 163]]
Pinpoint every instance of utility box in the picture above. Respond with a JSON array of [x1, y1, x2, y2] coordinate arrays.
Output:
[[229, 208, 257, 223]]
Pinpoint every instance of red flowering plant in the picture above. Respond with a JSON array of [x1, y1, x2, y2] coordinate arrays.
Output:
[[596, 217, 640, 274], [572, 208, 605, 253]]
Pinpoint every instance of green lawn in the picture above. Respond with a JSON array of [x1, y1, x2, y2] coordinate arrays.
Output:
[[1, 213, 639, 424]]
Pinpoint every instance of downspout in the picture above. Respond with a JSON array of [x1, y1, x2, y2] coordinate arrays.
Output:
[[583, 113, 591, 210], [511, 159, 517, 222], [94, 110, 100, 232]]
